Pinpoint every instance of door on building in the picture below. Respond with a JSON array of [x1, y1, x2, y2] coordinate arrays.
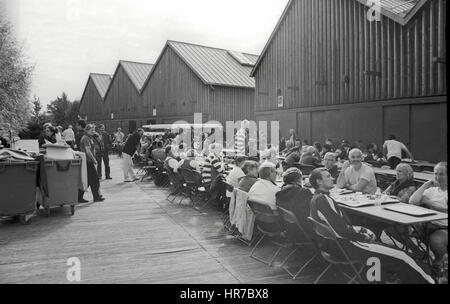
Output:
[[410, 103, 445, 162], [129, 120, 137, 134]]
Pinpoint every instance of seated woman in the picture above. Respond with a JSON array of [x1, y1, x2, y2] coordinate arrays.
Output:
[[381, 164, 422, 256], [409, 162, 448, 277], [225, 156, 247, 198], [384, 164, 417, 203], [276, 168, 313, 242], [300, 146, 322, 168], [238, 161, 259, 193], [310, 168, 434, 284]]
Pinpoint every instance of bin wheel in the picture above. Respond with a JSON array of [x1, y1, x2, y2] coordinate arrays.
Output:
[[19, 215, 32, 225], [70, 205, 75, 216]]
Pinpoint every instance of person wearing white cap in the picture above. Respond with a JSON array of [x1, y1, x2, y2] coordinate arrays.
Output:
[[248, 162, 281, 210]]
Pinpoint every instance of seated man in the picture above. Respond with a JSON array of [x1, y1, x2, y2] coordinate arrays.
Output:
[[276, 168, 313, 241], [238, 161, 259, 192], [310, 168, 434, 284], [323, 152, 340, 180], [337, 148, 377, 195], [284, 146, 301, 168], [248, 162, 281, 210], [151, 141, 167, 162], [409, 162, 448, 279], [225, 156, 247, 198], [300, 146, 322, 168]]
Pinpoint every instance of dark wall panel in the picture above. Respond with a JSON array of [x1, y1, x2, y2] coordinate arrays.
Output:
[[383, 105, 411, 147], [410, 103, 446, 162], [310, 107, 382, 145]]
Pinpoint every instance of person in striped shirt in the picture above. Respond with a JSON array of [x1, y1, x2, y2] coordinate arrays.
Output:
[[202, 143, 224, 188], [235, 120, 249, 156]]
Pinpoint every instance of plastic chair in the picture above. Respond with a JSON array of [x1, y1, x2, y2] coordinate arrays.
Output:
[[278, 207, 319, 280], [307, 217, 366, 284], [247, 200, 288, 267]]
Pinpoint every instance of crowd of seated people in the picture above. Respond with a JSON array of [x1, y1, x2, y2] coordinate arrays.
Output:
[[135, 129, 446, 283]]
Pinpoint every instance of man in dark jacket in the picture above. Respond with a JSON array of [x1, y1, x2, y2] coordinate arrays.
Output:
[[276, 168, 313, 242], [74, 119, 86, 151], [97, 124, 112, 179]]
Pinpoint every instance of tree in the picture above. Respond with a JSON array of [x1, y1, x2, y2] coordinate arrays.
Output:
[[46, 92, 80, 127], [31, 95, 43, 123], [0, 15, 34, 131]]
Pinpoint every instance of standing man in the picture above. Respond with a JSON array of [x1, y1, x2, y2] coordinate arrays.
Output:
[[97, 124, 112, 180], [74, 119, 86, 151], [235, 120, 249, 157], [80, 124, 105, 202], [62, 125, 75, 148], [114, 128, 125, 158], [74, 119, 88, 203], [383, 135, 414, 169], [122, 128, 144, 182]]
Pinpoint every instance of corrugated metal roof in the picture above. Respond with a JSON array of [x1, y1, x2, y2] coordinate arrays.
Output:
[[167, 41, 258, 88], [90, 73, 112, 99], [119, 61, 154, 91]]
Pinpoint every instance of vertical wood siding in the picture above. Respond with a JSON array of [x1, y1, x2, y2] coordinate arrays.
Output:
[[254, 0, 447, 112], [104, 65, 143, 122], [210, 87, 255, 124], [141, 47, 212, 123], [79, 79, 104, 122]]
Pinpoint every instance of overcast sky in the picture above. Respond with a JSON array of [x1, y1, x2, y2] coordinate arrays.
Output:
[[2, 0, 289, 106]]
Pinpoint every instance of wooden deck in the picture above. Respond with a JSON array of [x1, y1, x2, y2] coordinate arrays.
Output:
[[0, 156, 344, 284]]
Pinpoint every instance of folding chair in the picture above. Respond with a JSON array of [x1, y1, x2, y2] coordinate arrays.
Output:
[[247, 200, 289, 267], [178, 168, 209, 208], [278, 207, 320, 280], [375, 173, 395, 191], [307, 217, 366, 284], [154, 160, 171, 187], [164, 165, 186, 204]]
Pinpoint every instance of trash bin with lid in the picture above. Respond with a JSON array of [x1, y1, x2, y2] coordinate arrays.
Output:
[[0, 161, 39, 224], [41, 159, 81, 217]]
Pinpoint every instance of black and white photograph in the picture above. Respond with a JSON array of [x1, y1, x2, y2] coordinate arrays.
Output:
[[0, 0, 447, 288]]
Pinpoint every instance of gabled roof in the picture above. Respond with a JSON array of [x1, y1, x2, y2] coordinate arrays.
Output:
[[103, 60, 154, 101], [119, 60, 154, 91], [143, 40, 258, 90], [251, 0, 430, 76], [90, 73, 112, 99], [79, 73, 112, 109], [356, 0, 429, 25]]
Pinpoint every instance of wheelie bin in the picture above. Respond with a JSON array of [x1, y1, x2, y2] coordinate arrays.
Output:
[[0, 161, 39, 224]]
